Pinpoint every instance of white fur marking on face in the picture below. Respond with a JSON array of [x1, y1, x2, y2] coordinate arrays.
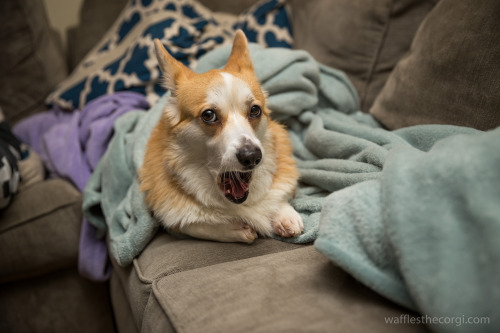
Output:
[[206, 73, 254, 114], [205, 72, 263, 171]]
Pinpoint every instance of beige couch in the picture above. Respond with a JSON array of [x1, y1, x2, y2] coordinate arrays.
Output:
[[1, 0, 499, 332]]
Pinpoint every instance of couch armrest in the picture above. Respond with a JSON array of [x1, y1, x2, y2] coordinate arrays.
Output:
[[0, 178, 82, 283]]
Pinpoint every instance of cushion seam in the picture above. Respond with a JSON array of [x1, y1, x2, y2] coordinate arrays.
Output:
[[0, 200, 81, 233], [148, 282, 180, 333], [134, 243, 311, 284], [133, 258, 153, 284], [151, 244, 312, 281], [114, 269, 143, 333]]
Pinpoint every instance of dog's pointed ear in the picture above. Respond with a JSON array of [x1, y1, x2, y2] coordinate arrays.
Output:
[[154, 39, 194, 92], [224, 30, 254, 73]]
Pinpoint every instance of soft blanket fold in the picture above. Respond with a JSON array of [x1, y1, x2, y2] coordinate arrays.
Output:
[[84, 103, 163, 267], [14, 92, 150, 281], [316, 127, 500, 332], [84, 43, 500, 332]]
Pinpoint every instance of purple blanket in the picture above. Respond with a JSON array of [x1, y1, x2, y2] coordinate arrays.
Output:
[[13, 92, 149, 281]]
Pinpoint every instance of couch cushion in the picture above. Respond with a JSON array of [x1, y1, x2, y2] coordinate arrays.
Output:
[[133, 233, 305, 280], [152, 246, 428, 332], [112, 234, 428, 332], [0, 268, 115, 333], [110, 271, 143, 333], [0, 179, 82, 283], [0, 0, 67, 124], [290, 0, 435, 112], [370, 0, 500, 130], [111, 233, 305, 330]]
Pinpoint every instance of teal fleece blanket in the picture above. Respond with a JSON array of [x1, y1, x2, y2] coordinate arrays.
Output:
[[84, 44, 500, 331], [316, 127, 500, 332]]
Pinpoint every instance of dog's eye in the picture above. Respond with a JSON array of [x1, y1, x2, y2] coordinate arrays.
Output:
[[249, 105, 262, 118], [201, 110, 218, 123]]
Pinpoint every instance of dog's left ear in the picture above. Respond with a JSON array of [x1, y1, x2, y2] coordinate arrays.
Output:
[[224, 30, 254, 73], [154, 39, 194, 93]]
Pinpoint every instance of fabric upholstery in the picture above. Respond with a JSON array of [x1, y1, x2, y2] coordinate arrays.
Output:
[[134, 233, 305, 279], [0, 268, 115, 333], [0, 0, 67, 124], [290, 0, 436, 112], [17, 146, 45, 191], [110, 272, 143, 333], [110, 234, 427, 332], [0, 179, 82, 283], [110, 233, 305, 330], [154, 246, 428, 333], [370, 0, 500, 130]]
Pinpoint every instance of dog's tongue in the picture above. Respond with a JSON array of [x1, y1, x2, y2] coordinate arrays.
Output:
[[221, 172, 251, 203], [223, 176, 247, 199]]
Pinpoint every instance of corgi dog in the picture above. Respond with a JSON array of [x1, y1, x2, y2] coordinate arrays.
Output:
[[139, 30, 303, 243]]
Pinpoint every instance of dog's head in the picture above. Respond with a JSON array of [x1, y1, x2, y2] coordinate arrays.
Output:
[[154, 31, 271, 204]]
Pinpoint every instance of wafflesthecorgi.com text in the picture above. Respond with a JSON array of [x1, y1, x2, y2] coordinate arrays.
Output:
[[384, 314, 490, 327]]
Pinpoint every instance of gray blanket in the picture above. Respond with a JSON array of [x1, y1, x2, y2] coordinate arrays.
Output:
[[84, 43, 500, 332]]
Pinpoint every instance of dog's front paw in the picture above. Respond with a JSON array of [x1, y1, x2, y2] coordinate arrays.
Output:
[[179, 221, 257, 243], [272, 204, 304, 238], [232, 222, 258, 243]]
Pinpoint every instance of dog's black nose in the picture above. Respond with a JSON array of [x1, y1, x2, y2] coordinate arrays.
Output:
[[236, 144, 262, 169]]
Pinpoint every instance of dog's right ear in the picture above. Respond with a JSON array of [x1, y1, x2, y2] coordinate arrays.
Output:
[[154, 39, 194, 93], [224, 30, 254, 73]]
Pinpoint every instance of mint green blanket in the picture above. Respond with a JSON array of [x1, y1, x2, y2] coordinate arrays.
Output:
[[315, 127, 500, 331], [84, 44, 499, 331]]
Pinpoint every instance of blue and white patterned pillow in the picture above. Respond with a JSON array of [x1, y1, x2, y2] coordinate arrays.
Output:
[[234, 0, 293, 48], [47, 0, 293, 110]]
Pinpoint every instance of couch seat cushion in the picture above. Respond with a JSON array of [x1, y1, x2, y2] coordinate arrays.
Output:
[[153, 246, 428, 333], [112, 234, 428, 332], [0, 179, 82, 282], [0, 268, 115, 333], [112, 233, 304, 330]]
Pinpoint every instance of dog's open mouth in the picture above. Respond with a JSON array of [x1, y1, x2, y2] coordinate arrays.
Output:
[[219, 171, 252, 204]]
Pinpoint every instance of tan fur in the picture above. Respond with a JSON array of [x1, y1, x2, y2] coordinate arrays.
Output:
[[140, 31, 303, 243], [268, 121, 299, 193]]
